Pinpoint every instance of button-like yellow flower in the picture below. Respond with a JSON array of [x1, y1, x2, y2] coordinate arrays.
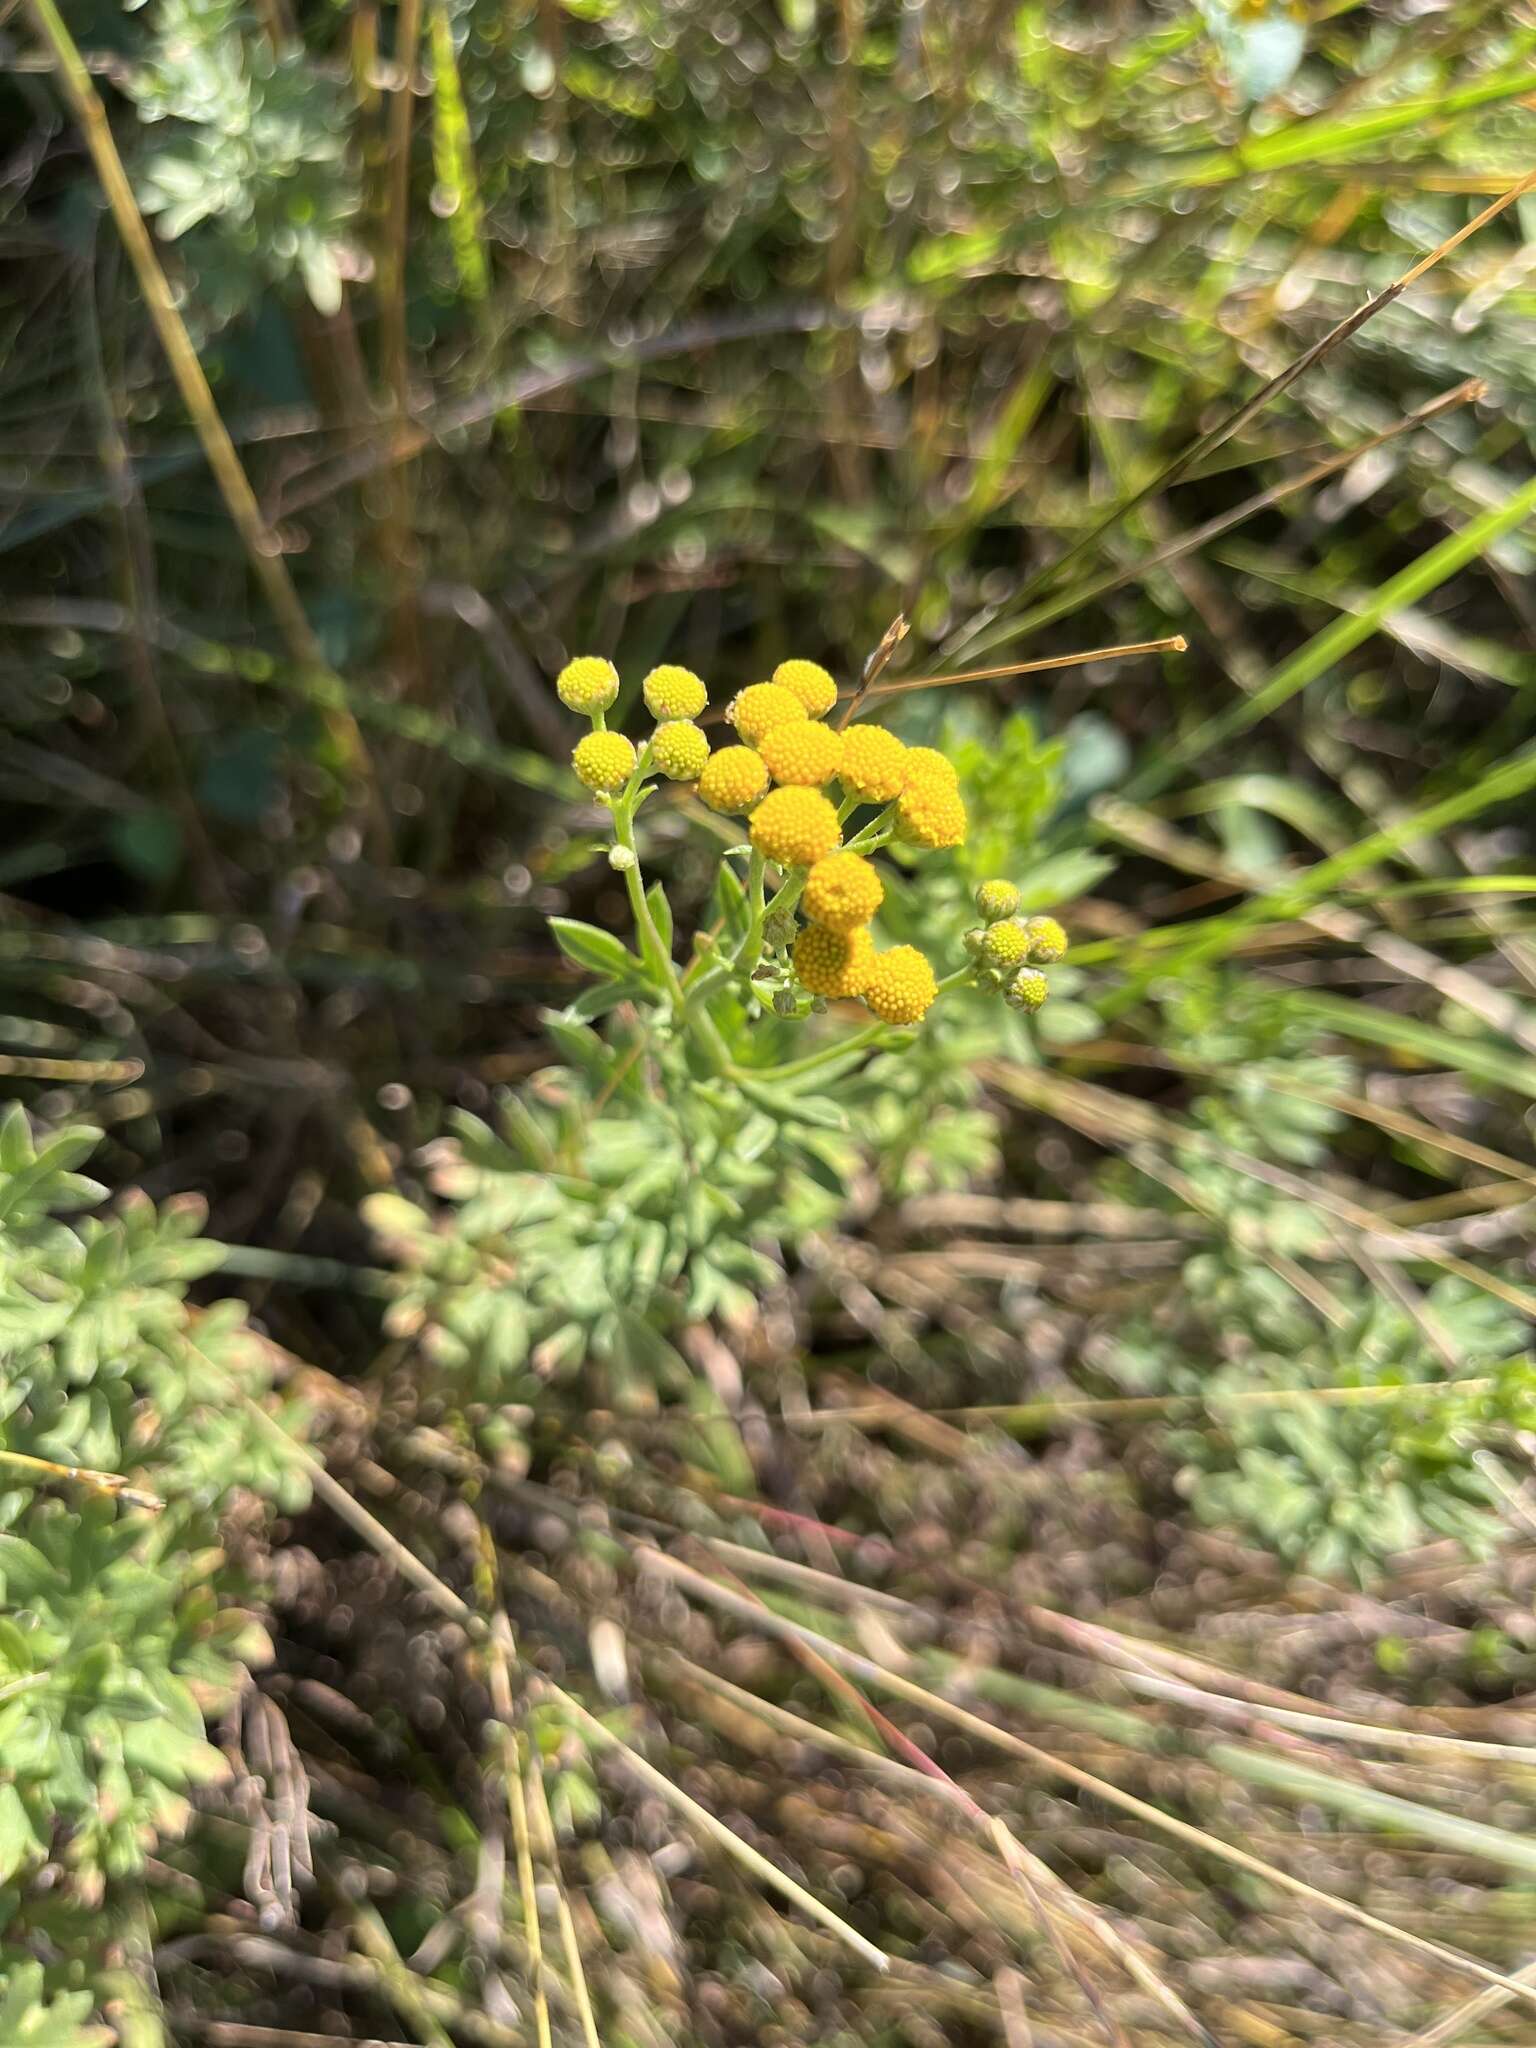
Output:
[[729, 682, 808, 747], [838, 724, 907, 803], [1023, 915, 1067, 964], [897, 782, 967, 849], [760, 720, 843, 787], [975, 879, 1020, 923], [750, 788, 841, 868], [651, 720, 710, 781], [802, 851, 883, 932], [979, 920, 1029, 969], [793, 923, 875, 999], [901, 745, 958, 792], [556, 655, 620, 714], [1006, 967, 1049, 1012], [773, 658, 838, 717], [862, 945, 938, 1024], [642, 664, 708, 720], [572, 730, 637, 793], [697, 745, 770, 813]]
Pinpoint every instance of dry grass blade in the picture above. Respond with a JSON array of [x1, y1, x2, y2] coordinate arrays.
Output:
[[948, 377, 1485, 663], [641, 1546, 1536, 2012], [486, 1620, 553, 2048], [662, 1653, 1210, 2047], [1093, 795, 1536, 1059], [525, 1757, 603, 2048], [539, 1678, 893, 1974], [983, 1061, 1536, 1319], [0, 1448, 164, 1512], [835, 610, 911, 729], [781, 1376, 1505, 1434], [862, 635, 1188, 704], [22, 0, 375, 801], [1009, 168, 1536, 610], [1405, 1957, 1536, 2048]]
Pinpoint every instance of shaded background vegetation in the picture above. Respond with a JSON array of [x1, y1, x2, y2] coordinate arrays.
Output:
[[4, 0, 1536, 2042]]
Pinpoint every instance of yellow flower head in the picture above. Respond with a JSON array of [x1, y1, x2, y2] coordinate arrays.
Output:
[[862, 945, 938, 1025], [556, 655, 620, 715], [642, 663, 708, 721], [730, 682, 808, 748], [897, 782, 968, 850], [838, 723, 907, 803], [979, 920, 1030, 970], [793, 923, 875, 999], [802, 851, 883, 933], [773, 658, 838, 717], [901, 745, 958, 793], [760, 719, 843, 788], [975, 879, 1020, 923], [571, 730, 636, 794], [1006, 967, 1049, 1013], [697, 745, 769, 814], [750, 787, 841, 868], [651, 720, 710, 782], [1023, 914, 1068, 964]]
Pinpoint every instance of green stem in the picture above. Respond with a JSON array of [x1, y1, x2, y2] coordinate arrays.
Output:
[[611, 798, 677, 995], [755, 1018, 894, 1082], [746, 964, 975, 1085], [734, 849, 768, 971], [843, 801, 899, 853], [611, 784, 733, 1074]]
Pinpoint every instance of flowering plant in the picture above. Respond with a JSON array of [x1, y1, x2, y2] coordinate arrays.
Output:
[[367, 654, 1069, 1431], [556, 652, 1067, 1089]]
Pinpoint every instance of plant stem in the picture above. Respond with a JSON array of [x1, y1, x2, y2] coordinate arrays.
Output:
[[843, 802, 899, 853], [758, 1018, 894, 1081], [746, 965, 973, 1084], [733, 849, 768, 970], [611, 785, 733, 1072], [24, 0, 378, 815]]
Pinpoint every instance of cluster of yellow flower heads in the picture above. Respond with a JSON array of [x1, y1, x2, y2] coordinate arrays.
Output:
[[556, 652, 1064, 1032], [963, 880, 1067, 1013], [557, 653, 981, 1028]]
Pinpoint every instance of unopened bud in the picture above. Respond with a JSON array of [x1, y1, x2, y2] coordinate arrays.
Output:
[[975, 879, 1020, 923], [608, 845, 637, 872], [1005, 968, 1049, 1013], [1023, 915, 1067, 964]]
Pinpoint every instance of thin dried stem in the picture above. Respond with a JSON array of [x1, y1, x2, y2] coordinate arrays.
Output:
[[24, 0, 375, 805], [642, 1546, 1536, 2012], [856, 634, 1188, 704], [541, 1677, 892, 1975]]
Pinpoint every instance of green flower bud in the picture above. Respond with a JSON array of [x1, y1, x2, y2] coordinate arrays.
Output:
[[1023, 915, 1067, 964], [1005, 967, 1049, 1012], [975, 879, 1020, 923]]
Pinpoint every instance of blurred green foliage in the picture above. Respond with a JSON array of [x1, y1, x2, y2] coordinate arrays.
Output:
[[0, 1105, 305, 2026]]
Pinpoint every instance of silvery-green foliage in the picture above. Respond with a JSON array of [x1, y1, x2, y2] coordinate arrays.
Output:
[[1102, 985, 1536, 1581], [125, 0, 359, 316], [367, 1012, 861, 1415], [0, 1961, 109, 2048], [1171, 1280, 1532, 1580], [0, 1103, 303, 2013]]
